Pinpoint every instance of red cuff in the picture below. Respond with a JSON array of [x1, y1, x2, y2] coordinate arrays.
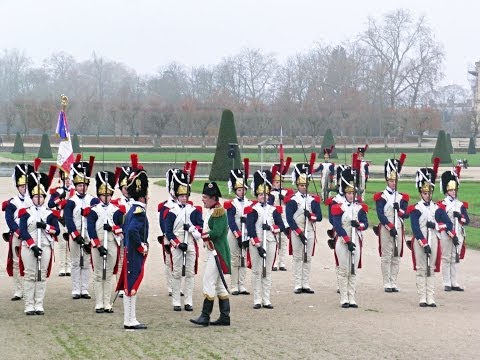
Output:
[[253, 237, 261, 246], [420, 239, 428, 246], [387, 222, 394, 230], [26, 238, 35, 247], [233, 230, 241, 238], [112, 225, 123, 235], [358, 223, 366, 231], [45, 224, 56, 234], [295, 228, 303, 236], [14, 229, 21, 238], [137, 245, 145, 253], [271, 225, 280, 233], [171, 238, 181, 248], [72, 230, 80, 238], [92, 238, 100, 247], [342, 236, 351, 243]]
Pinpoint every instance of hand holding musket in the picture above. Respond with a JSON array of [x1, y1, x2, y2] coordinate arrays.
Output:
[[36, 223, 43, 282], [240, 218, 246, 268], [102, 223, 108, 280]]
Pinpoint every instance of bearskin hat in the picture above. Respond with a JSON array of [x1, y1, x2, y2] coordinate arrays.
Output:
[[71, 162, 91, 185], [440, 170, 459, 194], [291, 163, 311, 186], [13, 163, 34, 187], [169, 169, 190, 197], [27, 172, 50, 197], [96, 171, 115, 196], [228, 169, 247, 193], [339, 168, 356, 194], [336, 165, 351, 194], [252, 170, 272, 196], [415, 168, 436, 193]]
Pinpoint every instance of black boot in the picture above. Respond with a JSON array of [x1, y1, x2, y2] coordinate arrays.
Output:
[[210, 298, 230, 326], [190, 298, 214, 326]]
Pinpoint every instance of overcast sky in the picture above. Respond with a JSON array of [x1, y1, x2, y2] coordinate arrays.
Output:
[[1, 0, 478, 88]]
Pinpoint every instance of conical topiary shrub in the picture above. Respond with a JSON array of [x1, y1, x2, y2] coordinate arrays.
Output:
[[432, 130, 452, 164], [72, 133, 81, 153], [38, 134, 53, 159], [12, 132, 25, 154], [321, 128, 338, 158], [467, 137, 476, 154], [209, 109, 241, 181], [446, 133, 453, 154]]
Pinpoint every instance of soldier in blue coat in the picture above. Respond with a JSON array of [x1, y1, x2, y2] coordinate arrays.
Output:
[[116, 168, 149, 330]]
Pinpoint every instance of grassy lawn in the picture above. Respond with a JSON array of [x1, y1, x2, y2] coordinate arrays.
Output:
[[3, 149, 480, 167], [156, 179, 479, 249]]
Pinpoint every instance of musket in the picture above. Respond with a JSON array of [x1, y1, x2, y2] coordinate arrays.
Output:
[[262, 171, 268, 278], [182, 161, 197, 277], [454, 165, 462, 263], [350, 153, 361, 276], [392, 153, 406, 257], [102, 172, 109, 281], [240, 158, 250, 268], [426, 225, 431, 277]]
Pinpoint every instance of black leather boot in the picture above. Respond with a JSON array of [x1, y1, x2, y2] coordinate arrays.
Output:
[[190, 298, 214, 326], [210, 298, 230, 326]]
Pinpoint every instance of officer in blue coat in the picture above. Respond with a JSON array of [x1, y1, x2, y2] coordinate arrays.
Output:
[[116, 168, 149, 330]]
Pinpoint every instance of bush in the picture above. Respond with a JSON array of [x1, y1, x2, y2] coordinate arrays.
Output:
[[72, 133, 81, 153], [321, 128, 338, 158], [38, 134, 53, 159], [468, 137, 477, 154], [209, 109, 242, 181], [12, 132, 25, 154], [432, 130, 452, 163], [446, 133, 453, 154]]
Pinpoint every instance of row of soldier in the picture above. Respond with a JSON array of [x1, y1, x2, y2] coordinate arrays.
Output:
[[2, 148, 470, 329]]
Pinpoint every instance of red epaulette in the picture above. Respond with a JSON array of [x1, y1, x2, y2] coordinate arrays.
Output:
[[284, 194, 293, 203], [195, 206, 202, 213], [313, 195, 321, 203], [402, 193, 410, 202], [325, 197, 334, 206], [251, 200, 258, 206], [275, 205, 283, 214], [223, 200, 233, 210], [361, 203, 369, 213], [117, 205, 126, 214], [331, 204, 343, 216], [51, 209, 61, 219], [82, 207, 91, 217], [436, 201, 446, 211], [463, 201, 469, 209], [406, 204, 416, 215], [49, 187, 58, 195], [2, 199, 10, 211], [285, 189, 294, 197], [244, 206, 254, 215], [18, 208, 28, 218], [157, 202, 165, 212], [187, 200, 193, 206], [110, 199, 120, 206], [373, 192, 383, 201]]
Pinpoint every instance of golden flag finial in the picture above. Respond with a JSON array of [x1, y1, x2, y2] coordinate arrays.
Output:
[[60, 94, 69, 110]]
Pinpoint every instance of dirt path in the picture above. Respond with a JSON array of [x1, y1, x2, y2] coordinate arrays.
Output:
[[0, 178, 478, 359]]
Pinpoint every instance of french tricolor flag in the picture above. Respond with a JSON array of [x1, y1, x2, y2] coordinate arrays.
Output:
[[55, 110, 74, 173]]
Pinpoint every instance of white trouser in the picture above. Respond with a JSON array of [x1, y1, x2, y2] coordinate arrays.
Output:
[[56, 233, 71, 274], [335, 240, 360, 305], [413, 239, 438, 305], [379, 227, 402, 289], [171, 242, 196, 307], [202, 250, 228, 300], [123, 295, 141, 326], [22, 243, 51, 312], [12, 236, 24, 297], [228, 235, 247, 292], [291, 229, 314, 290], [91, 240, 118, 310], [441, 236, 462, 287], [250, 241, 275, 305], [69, 238, 91, 295]]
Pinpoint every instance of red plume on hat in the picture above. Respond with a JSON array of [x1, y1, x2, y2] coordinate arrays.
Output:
[[243, 158, 250, 180], [455, 165, 462, 179], [33, 158, 42, 172], [308, 153, 316, 174], [75, 154, 82, 162], [282, 157, 292, 175], [432, 157, 440, 178]]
